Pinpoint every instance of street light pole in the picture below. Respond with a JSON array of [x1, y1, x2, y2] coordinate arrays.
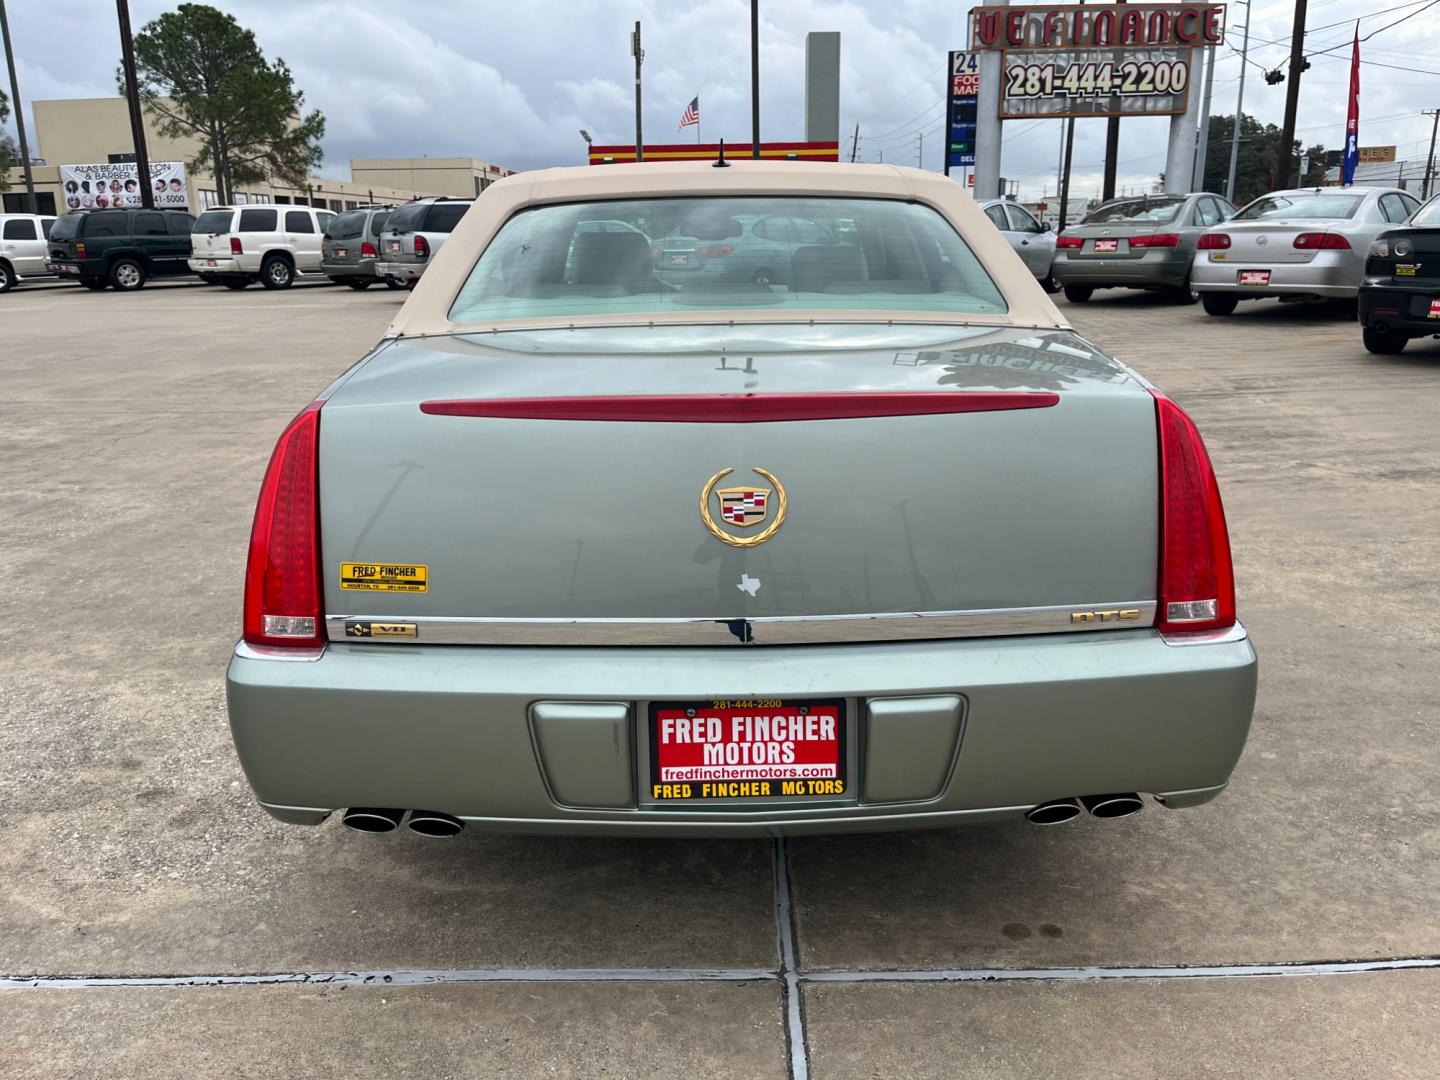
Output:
[[116, 0, 154, 209], [1225, 0, 1251, 202], [750, 0, 761, 157], [579, 128, 593, 165], [1422, 109, 1439, 200], [631, 22, 643, 162], [0, 0, 37, 214]]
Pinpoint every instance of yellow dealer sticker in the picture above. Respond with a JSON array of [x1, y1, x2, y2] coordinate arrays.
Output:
[[340, 562, 428, 592]]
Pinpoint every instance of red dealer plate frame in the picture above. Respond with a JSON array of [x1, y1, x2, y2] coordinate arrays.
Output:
[[648, 699, 847, 803]]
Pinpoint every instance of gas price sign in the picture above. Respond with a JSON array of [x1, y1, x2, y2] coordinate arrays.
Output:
[[947, 50, 980, 171]]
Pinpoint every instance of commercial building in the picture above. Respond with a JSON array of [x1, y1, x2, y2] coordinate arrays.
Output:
[[1, 97, 514, 215]]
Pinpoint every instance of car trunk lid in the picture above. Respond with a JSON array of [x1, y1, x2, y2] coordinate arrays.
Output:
[[316, 326, 1159, 633], [1066, 223, 1175, 259], [1218, 220, 1338, 265]]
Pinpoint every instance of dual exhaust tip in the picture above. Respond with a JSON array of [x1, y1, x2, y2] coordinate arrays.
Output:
[[341, 807, 464, 837], [1025, 793, 1145, 825]]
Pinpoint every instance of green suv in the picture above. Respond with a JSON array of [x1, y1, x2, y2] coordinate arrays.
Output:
[[48, 208, 196, 291]]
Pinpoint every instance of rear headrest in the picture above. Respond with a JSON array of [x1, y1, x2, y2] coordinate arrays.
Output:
[[571, 230, 654, 292], [791, 244, 867, 293]]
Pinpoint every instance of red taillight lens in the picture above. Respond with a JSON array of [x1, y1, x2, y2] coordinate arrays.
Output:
[[1056, 234, 1083, 249], [1130, 232, 1180, 249], [698, 244, 734, 257], [242, 401, 324, 649], [1197, 233, 1231, 250], [230, 236, 243, 255], [75, 241, 87, 258], [1151, 390, 1235, 636], [360, 241, 377, 258], [414, 234, 430, 258], [1293, 232, 1350, 250]]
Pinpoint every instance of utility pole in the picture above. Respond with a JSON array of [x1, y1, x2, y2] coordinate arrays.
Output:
[[1059, 115, 1076, 230], [1191, 44, 1216, 191], [750, 0, 760, 157], [116, 0, 154, 209], [1225, 0, 1251, 202], [631, 22, 643, 162], [849, 122, 860, 163], [1422, 109, 1440, 200], [916, 130, 924, 169], [0, 0, 37, 213], [1275, 0, 1308, 193]]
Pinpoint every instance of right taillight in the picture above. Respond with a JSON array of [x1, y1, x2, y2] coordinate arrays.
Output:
[[1151, 390, 1235, 636], [414, 234, 430, 258], [230, 236, 243, 255], [360, 240, 377, 258], [1197, 233, 1231, 250], [1056, 234, 1083, 249], [242, 401, 325, 650]]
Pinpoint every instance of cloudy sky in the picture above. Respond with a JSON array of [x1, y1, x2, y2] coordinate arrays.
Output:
[[4, 0, 1438, 202]]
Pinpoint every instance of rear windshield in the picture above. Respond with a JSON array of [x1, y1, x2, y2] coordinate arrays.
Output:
[[1408, 196, 1440, 227], [49, 214, 81, 240], [447, 196, 1008, 323], [328, 210, 366, 239], [385, 203, 427, 233], [425, 202, 471, 232], [1234, 193, 1362, 221], [1082, 197, 1185, 224], [194, 209, 232, 234]]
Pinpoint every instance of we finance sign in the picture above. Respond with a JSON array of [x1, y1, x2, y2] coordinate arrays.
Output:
[[968, 4, 1226, 50]]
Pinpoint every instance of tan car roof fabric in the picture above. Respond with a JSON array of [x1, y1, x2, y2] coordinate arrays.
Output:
[[385, 161, 1068, 338]]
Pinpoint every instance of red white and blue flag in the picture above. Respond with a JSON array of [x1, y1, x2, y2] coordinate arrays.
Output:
[[1342, 25, 1360, 186], [678, 96, 700, 131]]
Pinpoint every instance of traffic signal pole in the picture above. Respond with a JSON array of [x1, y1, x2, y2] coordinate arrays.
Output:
[[1275, 0, 1308, 191]]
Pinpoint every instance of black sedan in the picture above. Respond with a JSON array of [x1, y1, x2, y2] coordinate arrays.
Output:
[[1358, 195, 1440, 354]]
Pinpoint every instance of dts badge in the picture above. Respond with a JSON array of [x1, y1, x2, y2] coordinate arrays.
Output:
[[699, 467, 788, 548]]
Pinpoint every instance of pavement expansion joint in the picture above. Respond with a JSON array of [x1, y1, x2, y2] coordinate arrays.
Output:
[[772, 836, 812, 1080]]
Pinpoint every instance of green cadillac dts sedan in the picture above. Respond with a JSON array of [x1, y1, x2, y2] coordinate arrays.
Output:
[[227, 161, 1256, 838]]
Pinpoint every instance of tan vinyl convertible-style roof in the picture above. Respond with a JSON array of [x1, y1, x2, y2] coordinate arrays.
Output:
[[386, 160, 1069, 338]]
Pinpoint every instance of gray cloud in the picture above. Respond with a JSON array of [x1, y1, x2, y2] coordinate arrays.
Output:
[[4, 0, 1437, 203]]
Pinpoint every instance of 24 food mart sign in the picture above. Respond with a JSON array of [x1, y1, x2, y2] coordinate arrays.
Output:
[[967, 3, 1226, 118]]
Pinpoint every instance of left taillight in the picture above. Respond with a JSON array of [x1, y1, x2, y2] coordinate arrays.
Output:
[[242, 401, 325, 649], [1151, 390, 1236, 637]]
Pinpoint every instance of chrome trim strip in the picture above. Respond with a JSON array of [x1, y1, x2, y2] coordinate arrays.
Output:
[[1159, 622, 1249, 647], [233, 641, 327, 662], [326, 603, 1157, 647]]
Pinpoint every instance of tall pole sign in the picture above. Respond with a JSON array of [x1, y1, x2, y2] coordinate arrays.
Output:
[[945, 51, 980, 176]]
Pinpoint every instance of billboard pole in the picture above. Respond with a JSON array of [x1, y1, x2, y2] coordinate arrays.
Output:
[[631, 22, 644, 162], [0, 0, 37, 214], [971, 0, 1007, 199], [116, 0, 154, 209], [750, 0, 761, 157]]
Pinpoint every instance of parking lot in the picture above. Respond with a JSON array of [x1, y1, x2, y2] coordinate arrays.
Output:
[[2, 279, 1438, 1077]]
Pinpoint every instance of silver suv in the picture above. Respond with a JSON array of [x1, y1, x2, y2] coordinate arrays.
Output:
[[322, 205, 404, 289], [376, 198, 473, 285]]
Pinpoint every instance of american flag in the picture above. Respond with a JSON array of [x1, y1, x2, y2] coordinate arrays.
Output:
[[678, 96, 700, 131]]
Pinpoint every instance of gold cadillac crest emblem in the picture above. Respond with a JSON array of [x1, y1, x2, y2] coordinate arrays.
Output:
[[699, 467, 788, 548]]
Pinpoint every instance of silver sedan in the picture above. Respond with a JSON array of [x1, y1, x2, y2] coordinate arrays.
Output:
[[978, 198, 1058, 290], [1191, 186, 1422, 316]]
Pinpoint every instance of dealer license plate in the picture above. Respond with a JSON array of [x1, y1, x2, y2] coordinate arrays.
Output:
[[649, 699, 846, 802], [206, 259, 218, 267], [388, 240, 401, 253], [1430, 299, 1440, 319], [1093, 238, 1118, 252], [336, 248, 348, 258], [1238, 270, 1271, 286]]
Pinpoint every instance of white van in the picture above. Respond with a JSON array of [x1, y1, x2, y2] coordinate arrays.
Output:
[[188, 203, 336, 289], [0, 213, 58, 292]]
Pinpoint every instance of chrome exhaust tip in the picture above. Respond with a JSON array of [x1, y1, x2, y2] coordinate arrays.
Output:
[[1025, 798, 1083, 825], [407, 810, 464, 838], [340, 807, 405, 833], [1079, 793, 1144, 819]]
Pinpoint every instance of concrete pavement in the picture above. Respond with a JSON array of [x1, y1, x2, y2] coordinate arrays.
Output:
[[1, 280, 1436, 1075]]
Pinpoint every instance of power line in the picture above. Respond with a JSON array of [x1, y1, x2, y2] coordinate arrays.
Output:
[[1306, 0, 1440, 61]]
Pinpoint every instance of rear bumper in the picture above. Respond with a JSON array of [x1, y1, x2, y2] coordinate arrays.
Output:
[[188, 257, 247, 275], [321, 258, 380, 278], [1052, 252, 1189, 289], [1358, 281, 1440, 335], [1191, 254, 1358, 298], [227, 625, 1257, 837], [377, 260, 424, 280]]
